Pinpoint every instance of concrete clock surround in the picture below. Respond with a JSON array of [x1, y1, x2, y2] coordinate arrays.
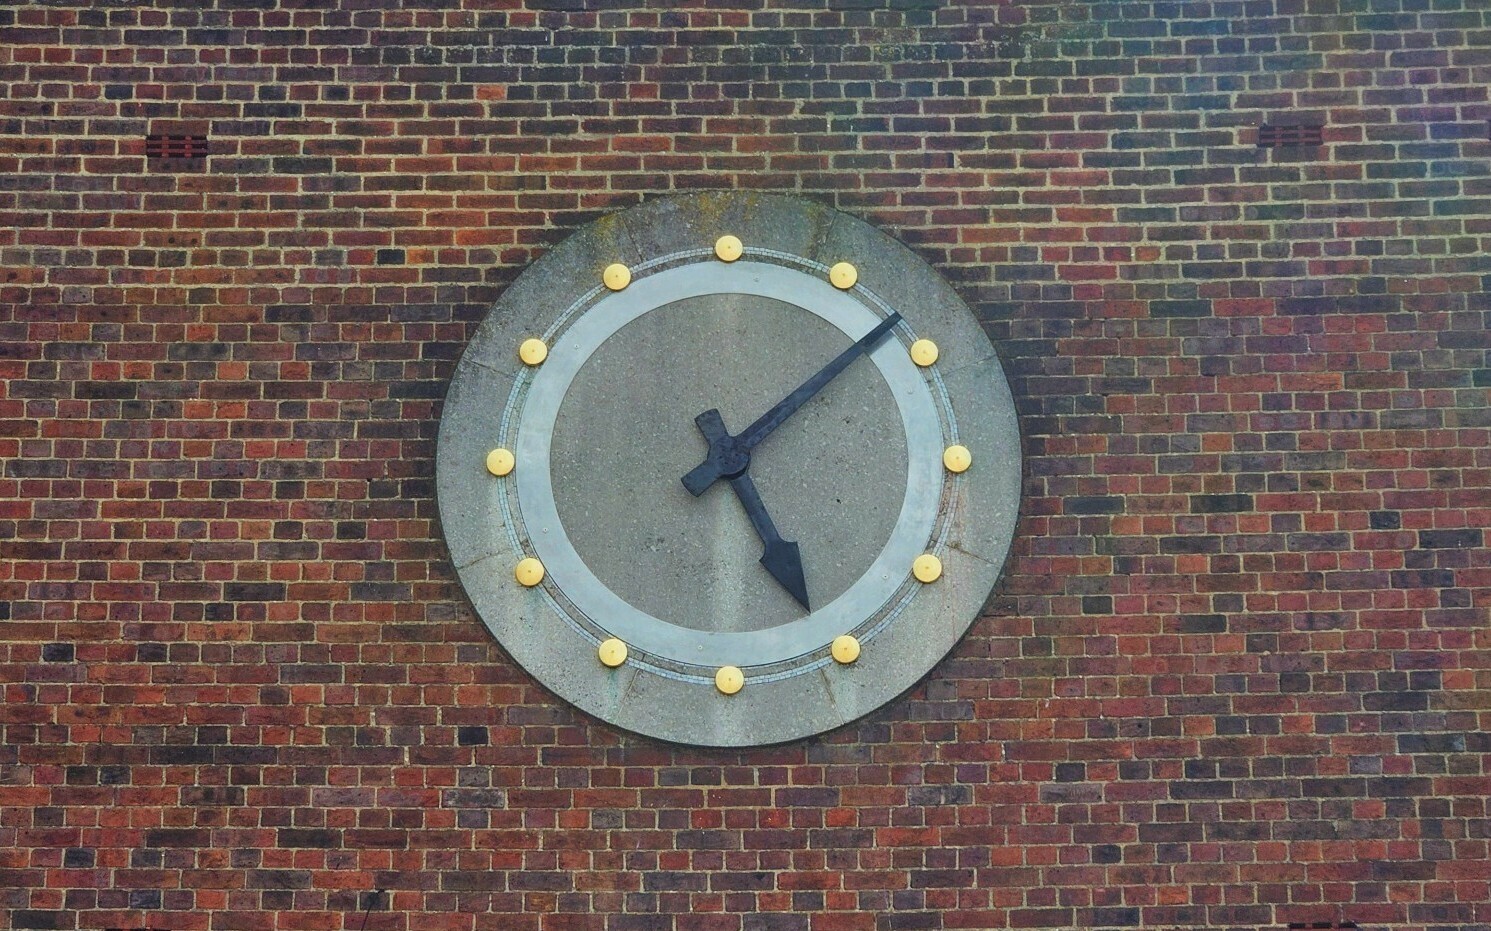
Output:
[[436, 192, 1022, 746]]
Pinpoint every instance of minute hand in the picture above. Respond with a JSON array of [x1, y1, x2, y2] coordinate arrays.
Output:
[[737, 311, 903, 450], [681, 311, 902, 496]]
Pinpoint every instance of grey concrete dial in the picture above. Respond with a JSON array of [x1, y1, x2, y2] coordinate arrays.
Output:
[[436, 192, 1021, 747]]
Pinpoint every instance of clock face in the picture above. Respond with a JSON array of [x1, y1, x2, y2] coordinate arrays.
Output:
[[436, 193, 1021, 746]]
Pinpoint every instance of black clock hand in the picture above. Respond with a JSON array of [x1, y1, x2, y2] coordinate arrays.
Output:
[[691, 408, 809, 608], [729, 471, 809, 610], [681, 311, 903, 496]]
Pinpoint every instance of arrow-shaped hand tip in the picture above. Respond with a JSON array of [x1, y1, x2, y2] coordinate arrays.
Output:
[[761, 540, 810, 611]]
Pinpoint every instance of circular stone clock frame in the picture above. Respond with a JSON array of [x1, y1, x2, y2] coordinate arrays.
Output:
[[436, 193, 1021, 747]]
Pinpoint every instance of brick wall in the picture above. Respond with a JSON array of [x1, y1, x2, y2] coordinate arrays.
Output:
[[2, 1, 1489, 929]]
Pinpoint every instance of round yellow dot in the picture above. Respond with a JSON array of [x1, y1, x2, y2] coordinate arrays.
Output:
[[831, 635, 861, 665], [598, 638, 628, 668], [943, 445, 972, 474], [829, 261, 858, 290], [603, 262, 631, 291], [715, 665, 744, 695], [910, 339, 939, 367], [485, 448, 515, 477], [912, 553, 942, 584], [518, 338, 548, 366], [714, 235, 743, 262], [514, 557, 545, 587]]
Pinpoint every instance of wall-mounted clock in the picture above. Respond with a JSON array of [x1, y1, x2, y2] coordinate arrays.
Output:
[[436, 193, 1021, 746]]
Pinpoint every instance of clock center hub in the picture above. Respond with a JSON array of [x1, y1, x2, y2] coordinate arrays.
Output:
[[712, 437, 751, 480]]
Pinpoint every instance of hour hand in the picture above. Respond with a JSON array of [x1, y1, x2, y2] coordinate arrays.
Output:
[[684, 410, 809, 609], [727, 471, 809, 611]]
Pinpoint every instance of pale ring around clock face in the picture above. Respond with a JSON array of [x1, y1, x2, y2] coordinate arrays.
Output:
[[436, 193, 1022, 747], [515, 261, 941, 668]]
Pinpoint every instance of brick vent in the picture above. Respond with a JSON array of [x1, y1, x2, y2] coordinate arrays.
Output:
[[1256, 124, 1325, 147], [144, 134, 208, 160]]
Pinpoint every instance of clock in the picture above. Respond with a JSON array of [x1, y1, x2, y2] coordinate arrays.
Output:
[[436, 193, 1021, 746]]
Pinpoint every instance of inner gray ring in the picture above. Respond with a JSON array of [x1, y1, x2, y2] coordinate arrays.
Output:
[[512, 261, 941, 668]]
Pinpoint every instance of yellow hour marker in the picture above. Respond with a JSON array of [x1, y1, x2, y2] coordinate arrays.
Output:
[[515, 557, 545, 587], [829, 262, 858, 289], [912, 554, 942, 584], [943, 445, 971, 474], [715, 235, 743, 262], [910, 339, 939, 367], [519, 338, 548, 366], [485, 448, 515, 476], [603, 263, 631, 291], [831, 635, 861, 664], [598, 638, 628, 668], [715, 666, 744, 695]]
